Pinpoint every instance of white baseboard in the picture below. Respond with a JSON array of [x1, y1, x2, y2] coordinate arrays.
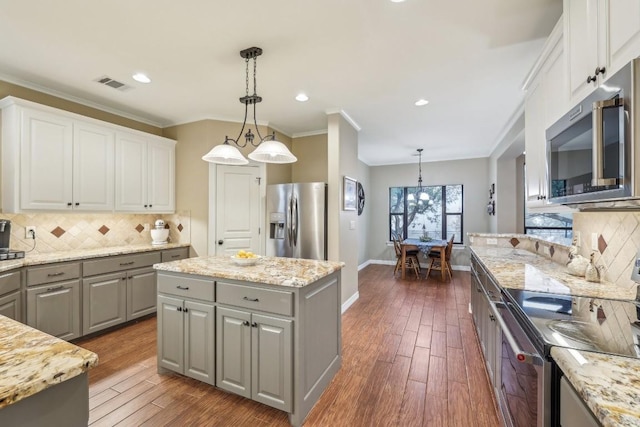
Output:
[[341, 291, 359, 314], [358, 260, 372, 271]]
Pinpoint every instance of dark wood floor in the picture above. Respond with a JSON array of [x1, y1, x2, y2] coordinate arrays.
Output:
[[76, 265, 500, 426]]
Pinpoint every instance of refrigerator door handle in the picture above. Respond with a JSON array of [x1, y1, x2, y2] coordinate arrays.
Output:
[[292, 196, 298, 246], [287, 195, 293, 246]]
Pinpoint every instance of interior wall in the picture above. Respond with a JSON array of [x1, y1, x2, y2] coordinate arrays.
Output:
[[0, 80, 162, 135], [327, 113, 359, 305], [291, 133, 328, 183], [357, 160, 371, 266], [516, 154, 525, 233], [368, 157, 490, 263], [496, 158, 518, 233], [162, 120, 292, 256]]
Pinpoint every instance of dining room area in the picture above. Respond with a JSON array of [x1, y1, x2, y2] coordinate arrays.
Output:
[[393, 235, 455, 282]]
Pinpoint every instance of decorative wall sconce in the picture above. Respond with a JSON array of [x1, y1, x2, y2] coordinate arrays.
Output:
[[487, 183, 495, 215]]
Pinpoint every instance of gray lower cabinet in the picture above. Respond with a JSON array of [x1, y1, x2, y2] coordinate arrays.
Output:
[[216, 306, 293, 412], [157, 274, 215, 385], [82, 272, 127, 335], [127, 267, 157, 320], [560, 377, 599, 427], [26, 278, 81, 340], [0, 270, 22, 322]]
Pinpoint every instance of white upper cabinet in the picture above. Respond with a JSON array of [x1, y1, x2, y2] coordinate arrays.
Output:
[[565, 0, 640, 104], [115, 131, 175, 213], [525, 78, 547, 207], [0, 96, 175, 213], [73, 122, 115, 211], [607, 0, 640, 76], [19, 108, 74, 210]]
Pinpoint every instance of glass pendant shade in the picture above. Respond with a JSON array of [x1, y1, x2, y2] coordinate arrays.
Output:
[[407, 193, 415, 201], [418, 190, 429, 201], [248, 139, 297, 164], [202, 143, 249, 165]]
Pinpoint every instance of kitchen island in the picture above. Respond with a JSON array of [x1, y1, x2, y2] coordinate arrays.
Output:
[[469, 234, 640, 427], [154, 255, 344, 427], [0, 315, 98, 426]]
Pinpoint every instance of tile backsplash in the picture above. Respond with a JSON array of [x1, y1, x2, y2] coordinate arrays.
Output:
[[573, 211, 640, 295], [1, 211, 190, 254]]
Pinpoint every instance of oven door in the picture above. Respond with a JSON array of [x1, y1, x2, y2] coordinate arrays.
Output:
[[491, 301, 549, 427]]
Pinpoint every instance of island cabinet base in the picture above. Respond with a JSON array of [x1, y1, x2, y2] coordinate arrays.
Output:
[[0, 372, 88, 427], [156, 269, 342, 427]]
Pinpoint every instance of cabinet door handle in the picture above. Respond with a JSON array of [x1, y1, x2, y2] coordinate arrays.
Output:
[[243, 296, 259, 302], [177, 306, 182, 312], [46, 285, 64, 292], [184, 307, 189, 313], [242, 321, 250, 326], [587, 74, 597, 84], [75, 202, 79, 206], [47, 272, 65, 277], [177, 285, 189, 290], [595, 66, 606, 76], [67, 202, 72, 207], [171, 254, 181, 258], [119, 261, 135, 266], [251, 322, 258, 328], [149, 204, 153, 208]]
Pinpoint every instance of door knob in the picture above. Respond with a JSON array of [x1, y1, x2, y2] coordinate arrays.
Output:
[[218, 240, 224, 245]]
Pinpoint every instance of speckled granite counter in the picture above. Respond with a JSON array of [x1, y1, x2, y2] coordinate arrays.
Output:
[[0, 242, 190, 273], [154, 255, 344, 287], [470, 246, 636, 300], [551, 347, 640, 427], [0, 315, 98, 409]]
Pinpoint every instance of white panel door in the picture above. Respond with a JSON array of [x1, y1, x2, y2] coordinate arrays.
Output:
[[115, 132, 148, 211], [606, 0, 640, 76], [215, 165, 261, 256], [147, 139, 175, 212], [20, 108, 73, 210], [73, 122, 115, 211]]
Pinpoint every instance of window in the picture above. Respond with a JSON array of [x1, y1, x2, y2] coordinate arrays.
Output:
[[389, 184, 463, 243], [524, 212, 573, 245]]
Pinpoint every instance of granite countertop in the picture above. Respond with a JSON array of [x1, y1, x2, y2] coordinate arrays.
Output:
[[551, 347, 640, 427], [154, 255, 344, 287], [470, 246, 636, 300], [0, 242, 190, 273], [0, 315, 98, 409]]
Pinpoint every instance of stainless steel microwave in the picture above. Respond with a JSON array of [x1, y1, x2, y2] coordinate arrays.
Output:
[[545, 58, 640, 207]]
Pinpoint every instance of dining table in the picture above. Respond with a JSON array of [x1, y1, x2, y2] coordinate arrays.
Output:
[[401, 238, 448, 280]]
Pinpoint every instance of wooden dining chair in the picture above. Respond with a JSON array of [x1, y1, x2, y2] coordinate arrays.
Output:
[[392, 235, 421, 278], [426, 235, 454, 281]]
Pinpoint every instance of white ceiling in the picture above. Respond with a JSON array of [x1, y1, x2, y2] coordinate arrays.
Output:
[[0, 0, 562, 166]]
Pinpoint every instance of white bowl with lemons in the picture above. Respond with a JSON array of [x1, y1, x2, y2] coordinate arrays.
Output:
[[230, 250, 261, 266]]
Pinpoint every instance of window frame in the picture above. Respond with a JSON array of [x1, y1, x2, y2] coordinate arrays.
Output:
[[389, 184, 464, 244]]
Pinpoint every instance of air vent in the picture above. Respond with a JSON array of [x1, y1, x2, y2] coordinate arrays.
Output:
[[94, 76, 133, 91]]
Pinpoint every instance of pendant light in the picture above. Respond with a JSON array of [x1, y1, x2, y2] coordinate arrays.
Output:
[[202, 47, 297, 165], [408, 148, 430, 203]]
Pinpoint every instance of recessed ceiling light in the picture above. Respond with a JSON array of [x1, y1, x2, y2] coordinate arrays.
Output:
[[295, 93, 309, 102], [390, 0, 406, 3], [415, 99, 429, 106], [132, 73, 151, 83]]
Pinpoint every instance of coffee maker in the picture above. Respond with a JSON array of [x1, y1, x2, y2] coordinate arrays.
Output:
[[0, 220, 10, 253]]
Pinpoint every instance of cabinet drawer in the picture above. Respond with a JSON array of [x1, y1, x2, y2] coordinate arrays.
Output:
[[0, 270, 21, 296], [161, 247, 189, 263], [84, 251, 161, 277], [27, 262, 80, 286], [217, 282, 293, 316], [158, 274, 214, 302]]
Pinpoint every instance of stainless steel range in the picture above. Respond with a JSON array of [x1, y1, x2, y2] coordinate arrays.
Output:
[[504, 288, 640, 360]]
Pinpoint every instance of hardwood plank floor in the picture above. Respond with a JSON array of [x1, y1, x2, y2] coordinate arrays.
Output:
[[76, 264, 500, 426]]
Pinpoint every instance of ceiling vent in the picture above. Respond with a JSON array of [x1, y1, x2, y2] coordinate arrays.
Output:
[[94, 76, 133, 91]]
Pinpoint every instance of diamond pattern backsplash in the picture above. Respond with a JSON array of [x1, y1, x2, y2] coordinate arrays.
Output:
[[573, 211, 640, 296], [4, 211, 191, 254]]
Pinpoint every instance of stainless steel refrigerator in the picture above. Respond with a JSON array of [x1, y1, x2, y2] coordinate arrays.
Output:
[[266, 182, 327, 260]]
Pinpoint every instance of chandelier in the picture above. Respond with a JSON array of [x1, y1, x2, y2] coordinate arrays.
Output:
[[202, 47, 297, 165], [407, 148, 430, 203]]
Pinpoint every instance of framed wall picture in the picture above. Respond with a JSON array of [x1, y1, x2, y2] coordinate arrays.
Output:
[[343, 176, 357, 211]]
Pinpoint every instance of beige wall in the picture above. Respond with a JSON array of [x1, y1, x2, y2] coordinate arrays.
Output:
[[162, 120, 292, 256], [368, 158, 491, 263], [291, 134, 328, 183], [327, 114, 359, 305], [0, 80, 162, 135]]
